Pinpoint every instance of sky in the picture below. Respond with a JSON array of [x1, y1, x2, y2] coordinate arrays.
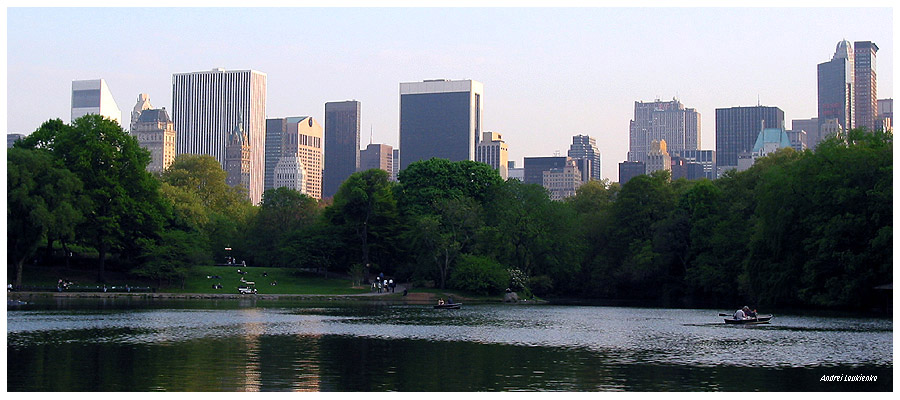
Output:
[[4, 5, 894, 181]]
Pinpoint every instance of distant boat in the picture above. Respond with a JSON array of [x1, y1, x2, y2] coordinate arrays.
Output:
[[434, 303, 461, 309], [724, 315, 773, 325]]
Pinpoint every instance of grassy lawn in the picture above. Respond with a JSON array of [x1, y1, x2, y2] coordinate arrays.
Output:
[[173, 265, 369, 295], [11, 264, 369, 295]]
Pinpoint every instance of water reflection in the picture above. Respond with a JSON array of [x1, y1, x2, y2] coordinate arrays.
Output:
[[6, 301, 892, 391]]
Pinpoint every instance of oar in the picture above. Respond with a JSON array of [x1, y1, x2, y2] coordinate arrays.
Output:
[[718, 313, 730, 316]]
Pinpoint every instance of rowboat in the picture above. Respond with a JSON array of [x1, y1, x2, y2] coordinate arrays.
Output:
[[434, 303, 461, 309], [724, 315, 773, 325]]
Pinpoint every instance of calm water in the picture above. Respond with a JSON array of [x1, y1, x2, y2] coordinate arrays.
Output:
[[6, 298, 892, 391]]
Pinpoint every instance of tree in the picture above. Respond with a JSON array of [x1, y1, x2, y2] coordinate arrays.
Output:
[[246, 187, 319, 267], [17, 116, 167, 282], [396, 158, 503, 216], [7, 147, 84, 286], [325, 169, 398, 281]]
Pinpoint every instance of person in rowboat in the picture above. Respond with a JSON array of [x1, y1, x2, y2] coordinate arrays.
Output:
[[733, 306, 751, 320], [438, 298, 445, 306]]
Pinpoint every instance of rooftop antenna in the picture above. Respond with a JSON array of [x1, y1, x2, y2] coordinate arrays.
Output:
[[757, 94, 761, 107], [370, 125, 373, 145]]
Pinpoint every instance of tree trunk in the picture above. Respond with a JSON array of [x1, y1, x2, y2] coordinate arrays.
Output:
[[15, 257, 26, 288], [47, 236, 54, 263], [62, 240, 71, 269]]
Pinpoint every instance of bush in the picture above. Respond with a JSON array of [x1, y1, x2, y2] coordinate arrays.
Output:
[[450, 254, 509, 295]]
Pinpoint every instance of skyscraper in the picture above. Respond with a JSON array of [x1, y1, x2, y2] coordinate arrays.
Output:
[[359, 143, 393, 174], [628, 98, 699, 165], [130, 93, 153, 133], [618, 161, 645, 185], [71, 79, 122, 126], [132, 108, 176, 174], [323, 100, 361, 198], [225, 120, 251, 194], [877, 99, 892, 131], [399, 79, 483, 170], [854, 41, 878, 131], [543, 159, 582, 201], [645, 139, 671, 176], [391, 149, 400, 181], [791, 118, 819, 147], [567, 134, 601, 181], [172, 68, 267, 204], [817, 40, 854, 141], [523, 156, 567, 186], [715, 105, 784, 170], [268, 117, 323, 199], [475, 131, 509, 180]]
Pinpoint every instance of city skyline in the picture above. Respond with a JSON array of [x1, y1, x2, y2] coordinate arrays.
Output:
[[6, 6, 893, 181]]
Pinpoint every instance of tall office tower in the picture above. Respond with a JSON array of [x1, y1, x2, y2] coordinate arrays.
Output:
[[618, 161, 645, 185], [391, 149, 400, 181], [543, 159, 582, 201], [791, 118, 819, 147], [475, 131, 509, 180], [627, 98, 700, 165], [818, 40, 854, 141], [714, 105, 784, 170], [877, 99, 893, 131], [854, 41, 878, 131], [225, 120, 251, 193], [130, 94, 153, 132], [359, 143, 394, 174], [323, 100, 361, 198], [567, 134, 601, 181], [268, 117, 323, 199], [645, 139, 671, 176], [399, 79, 483, 170], [132, 108, 177, 173], [265, 118, 286, 191], [523, 156, 568, 186], [71, 79, 122, 126], [172, 68, 267, 204]]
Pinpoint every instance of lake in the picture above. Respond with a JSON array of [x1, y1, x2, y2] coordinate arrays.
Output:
[[6, 298, 892, 391]]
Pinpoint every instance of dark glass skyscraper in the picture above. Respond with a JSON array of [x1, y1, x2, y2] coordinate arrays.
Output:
[[523, 156, 568, 186], [715, 106, 784, 169], [323, 100, 360, 198], [817, 40, 854, 142], [399, 79, 483, 170], [854, 41, 878, 131]]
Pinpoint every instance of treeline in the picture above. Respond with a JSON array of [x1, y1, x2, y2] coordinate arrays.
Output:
[[8, 116, 892, 309]]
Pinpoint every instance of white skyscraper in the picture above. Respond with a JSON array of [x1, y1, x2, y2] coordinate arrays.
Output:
[[71, 79, 122, 126], [172, 68, 267, 204]]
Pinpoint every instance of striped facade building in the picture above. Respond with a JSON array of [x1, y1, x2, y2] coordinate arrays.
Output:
[[172, 68, 267, 204]]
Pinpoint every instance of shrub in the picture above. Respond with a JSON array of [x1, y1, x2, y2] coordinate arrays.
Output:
[[450, 254, 508, 295]]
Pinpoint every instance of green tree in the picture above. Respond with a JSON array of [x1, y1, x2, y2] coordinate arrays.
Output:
[[7, 147, 84, 286], [325, 169, 398, 281], [246, 187, 320, 267], [18, 116, 167, 282], [396, 158, 503, 216]]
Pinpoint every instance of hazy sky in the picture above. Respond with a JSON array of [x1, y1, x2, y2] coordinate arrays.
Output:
[[5, 6, 894, 181]]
